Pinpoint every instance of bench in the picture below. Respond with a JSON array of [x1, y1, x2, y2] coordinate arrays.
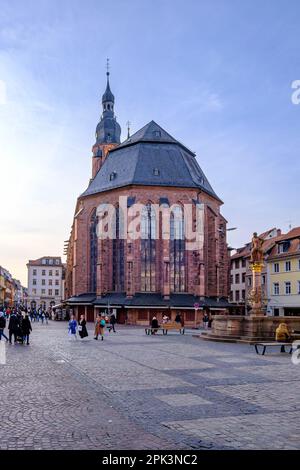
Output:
[[162, 322, 185, 335], [254, 342, 293, 355], [145, 322, 185, 335]]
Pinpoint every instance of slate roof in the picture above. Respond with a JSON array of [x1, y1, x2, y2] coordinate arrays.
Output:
[[66, 292, 231, 309], [81, 121, 221, 201], [102, 77, 114, 103]]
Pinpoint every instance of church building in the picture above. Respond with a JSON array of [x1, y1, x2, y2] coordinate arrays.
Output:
[[65, 70, 230, 325]]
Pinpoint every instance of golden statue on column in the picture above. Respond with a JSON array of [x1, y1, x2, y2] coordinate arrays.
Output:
[[248, 232, 265, 316]]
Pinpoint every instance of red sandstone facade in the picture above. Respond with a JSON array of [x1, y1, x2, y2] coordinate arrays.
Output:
[[65, 75, 230, 325]]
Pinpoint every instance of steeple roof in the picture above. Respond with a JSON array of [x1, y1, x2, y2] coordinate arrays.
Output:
[[95, 70, 120, 145], [82, 120, 221, 202], [116, 120, 196, 155], [120, 120, 179, 146], [102, 72, 115, 103]]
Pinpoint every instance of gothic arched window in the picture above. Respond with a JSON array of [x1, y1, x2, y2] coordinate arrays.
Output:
[[170, 205, 186, 292], [112, 206, 125, 291], [89, 209, 98, 292], [141, 203, 156, 292]]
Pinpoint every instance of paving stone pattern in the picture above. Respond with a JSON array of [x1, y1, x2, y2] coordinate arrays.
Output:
[[0, 322, 299, 450]]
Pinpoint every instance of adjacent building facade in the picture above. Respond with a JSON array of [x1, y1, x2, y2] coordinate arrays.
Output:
[[230, 228, 282, 314], [266, 227, 300, 316], [27, 257, 65, 311], [230, 227, 300, 316], [0, 266, 27, 308], [65, 71, 230, 325]]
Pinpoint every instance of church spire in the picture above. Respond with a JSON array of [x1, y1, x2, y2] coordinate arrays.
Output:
[[95, 61, 121, 145], [102, 58, 115, 110]]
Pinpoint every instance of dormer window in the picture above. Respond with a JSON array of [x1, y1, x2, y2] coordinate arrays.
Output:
[[153, 168, 160, 176], [278, 241, 290, 253], [110, 172, 117, 181]]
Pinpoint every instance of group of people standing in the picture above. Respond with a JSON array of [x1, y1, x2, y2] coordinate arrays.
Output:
[[27, 308, 50, 324], [68, 312, 117, 341], [0, 309, 32, 345]]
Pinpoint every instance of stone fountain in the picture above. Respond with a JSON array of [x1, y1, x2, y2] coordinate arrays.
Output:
[[203, 232, 300, 343]]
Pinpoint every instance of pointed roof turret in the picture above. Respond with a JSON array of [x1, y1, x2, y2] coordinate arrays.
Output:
[[95, 61, 121, 145], [102, 70, 115, 104]]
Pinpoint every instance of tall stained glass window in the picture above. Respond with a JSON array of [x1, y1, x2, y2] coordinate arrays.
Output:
[[112, 206, 125, 291], [141, 203, 156, 292], [89, 209, 98, 292], [170, 205, 186, 292]]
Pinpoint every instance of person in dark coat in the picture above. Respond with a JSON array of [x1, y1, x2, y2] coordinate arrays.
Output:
[[8, 311, 19, 344], [175, 313, 183, 326], [151, 316, 159, 335], [0, 312, 9, 342], [22, 314, 32, 345], [78, 315, 88, 339], [108, 313, 117, 333]]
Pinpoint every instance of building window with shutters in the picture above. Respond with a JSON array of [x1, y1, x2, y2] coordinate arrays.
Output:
[[274, 263, 280, 273], [273, 283, 280, 295], [285, 282, 291, 295]]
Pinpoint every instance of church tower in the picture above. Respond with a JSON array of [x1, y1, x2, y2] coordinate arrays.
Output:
[[92, 63, 121, 179]]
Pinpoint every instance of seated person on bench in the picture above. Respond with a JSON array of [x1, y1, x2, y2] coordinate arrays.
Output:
[[151, 316, 159, 334], [275, 323, 291, 352], [175, 313, 184, 327]]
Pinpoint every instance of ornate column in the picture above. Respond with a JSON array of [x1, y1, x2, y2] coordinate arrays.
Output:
[[248, 262, 265, 317], [248, 232, 266, 317]]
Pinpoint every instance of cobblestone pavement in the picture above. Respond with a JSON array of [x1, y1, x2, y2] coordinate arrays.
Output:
[[1, 322, 300, 450]]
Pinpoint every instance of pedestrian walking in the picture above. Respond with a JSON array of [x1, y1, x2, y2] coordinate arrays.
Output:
[[94, 314, 105, 341], [78, 315, 88, 339], [108, 313, 117, 333], [0, 312, 9, 342], [8, 311, 19, 344], [22, 314, 32, 345], [28, 309, 33, 322], [203, 311, 209, 330], [68, 315, 77, 340]]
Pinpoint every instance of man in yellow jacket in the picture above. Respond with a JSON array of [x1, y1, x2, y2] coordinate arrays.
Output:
[[275, 323, 291, 352]]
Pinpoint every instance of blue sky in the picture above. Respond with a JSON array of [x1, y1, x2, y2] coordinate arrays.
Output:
[[0, 0, 299, 285]]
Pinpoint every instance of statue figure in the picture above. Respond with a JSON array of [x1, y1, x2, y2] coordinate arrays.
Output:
[[250, 232, 264, 264]]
